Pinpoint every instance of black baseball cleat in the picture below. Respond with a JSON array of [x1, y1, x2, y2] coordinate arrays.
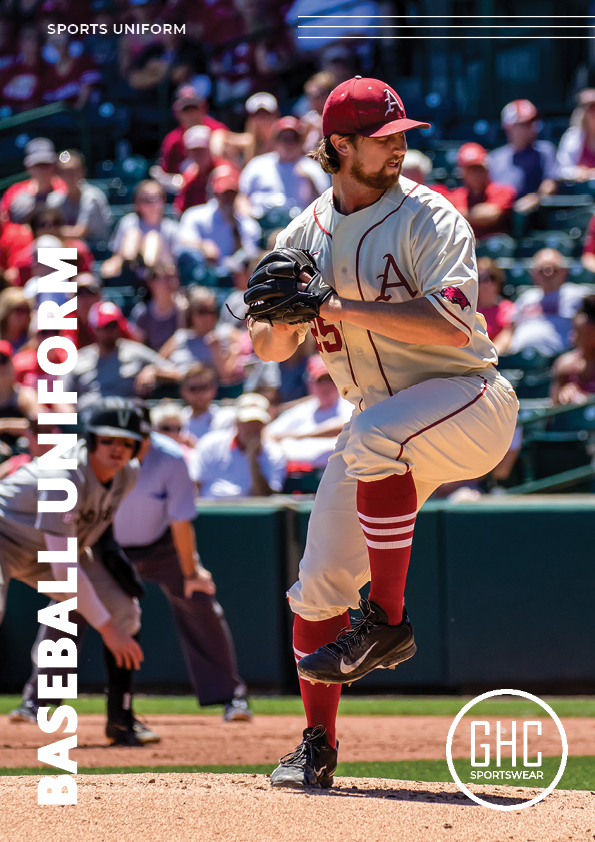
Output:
[[297, 599, 416, 685], [270, 726, 338, 789], [106, 715, 161, 746]]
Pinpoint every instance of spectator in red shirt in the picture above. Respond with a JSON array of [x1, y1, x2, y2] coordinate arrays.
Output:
[[0, 415, 63, 480], [1, 138, 66, 224], [41, 32, 101, 109], [173, 126, 229, 216], [446, 143, 516, 238], [10, 208, 93, 287], [476, 257, 515, 353], [0, 24, 44, 114], [152, 85, 228, 189], [0, 211, 32, 275], [580, 211, 595, 276]]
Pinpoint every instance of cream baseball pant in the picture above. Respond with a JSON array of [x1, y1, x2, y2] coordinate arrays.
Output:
[[288, 369, 518, 622], [0, 545, 141, 635]]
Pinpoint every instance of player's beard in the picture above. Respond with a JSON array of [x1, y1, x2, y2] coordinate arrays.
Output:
[[350, 157, 402, 190]]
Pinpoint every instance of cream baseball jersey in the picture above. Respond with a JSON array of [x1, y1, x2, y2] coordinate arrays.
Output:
[[276, 176, 497, 409]]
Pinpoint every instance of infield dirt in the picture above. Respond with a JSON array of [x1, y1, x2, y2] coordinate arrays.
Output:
[[2, 772, 594, 842], [0, 713, 585, 768]]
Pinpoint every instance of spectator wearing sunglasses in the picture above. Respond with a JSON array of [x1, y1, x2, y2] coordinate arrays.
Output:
[[0, 137, 66, 223], [129, 263, 187, 351], [159, 287, 242, 385], [475, 257, 515, 353], [150, 401, 194, 459], [152, 85, 229, 191], [47, 149, 112, 249], [173, 126, 231, 216], [0, 339, 37, 451], [0, 288, 32, 353], [8, 208, 94, 288], [179, 362, 235, 444], [501, 248, 592, 356], [239, 117, 330, 216], [177, 165, 260, 272], [63, 301, 181, 408], [102, 180, 179, 281]]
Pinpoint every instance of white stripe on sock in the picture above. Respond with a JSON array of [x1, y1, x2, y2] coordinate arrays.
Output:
[[293, 647, 309, 660], [364, 537, 414, 550], [357, 510, 417, 524], [360, 523, 415, 536]]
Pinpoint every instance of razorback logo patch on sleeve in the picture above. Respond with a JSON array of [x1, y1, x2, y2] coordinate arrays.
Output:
[[438, 286, 470, 309]]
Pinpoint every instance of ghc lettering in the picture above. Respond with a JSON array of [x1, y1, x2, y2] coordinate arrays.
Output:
[[471, 720, 542, 767]]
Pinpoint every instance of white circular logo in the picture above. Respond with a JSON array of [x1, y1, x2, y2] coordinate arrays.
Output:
[[446, 688, 568, 811]]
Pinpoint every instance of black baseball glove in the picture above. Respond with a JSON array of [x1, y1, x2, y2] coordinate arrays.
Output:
[[244, 247, 336, 325]]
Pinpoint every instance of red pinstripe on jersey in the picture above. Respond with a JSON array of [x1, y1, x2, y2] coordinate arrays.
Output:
[[354, 182, 420, 397], [395, 377, 488, 462], [313, 199, 332, 238]]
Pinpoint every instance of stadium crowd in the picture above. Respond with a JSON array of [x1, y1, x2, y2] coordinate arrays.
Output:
[[0, 1, 595, 498]]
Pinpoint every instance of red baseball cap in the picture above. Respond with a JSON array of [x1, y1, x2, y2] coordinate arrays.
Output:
[[322, 77, 430, 138], [457, 142, 488, 168], [0, 339, 13, 358], [88, 301, 127, 331], [501, 99, 538, 127], [273, 116, 303, 137], [307, 354, 330, 381], [210, 164, 240, 194]]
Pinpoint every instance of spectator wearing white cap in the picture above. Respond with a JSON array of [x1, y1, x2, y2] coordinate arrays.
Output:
[[239, 116, 330, 215], [266, 355, 353, 470], [189, 393, 286, 498], [489, 99, 557, 213], [556, 89, 595, 182], [401, 149, 433, 185], [173, 125, 232, 216], [200, 93, 280, 171], [47, 149, 112, 249], [156, 85, 229, 178], [177, 165, 260, 272], [1, 138, 66, 224]]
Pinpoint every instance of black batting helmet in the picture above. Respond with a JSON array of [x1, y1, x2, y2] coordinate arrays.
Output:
[[82, 398, 144, 457]]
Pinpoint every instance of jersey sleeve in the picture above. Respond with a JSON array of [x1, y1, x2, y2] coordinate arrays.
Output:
[[411, 200, 479, 346]]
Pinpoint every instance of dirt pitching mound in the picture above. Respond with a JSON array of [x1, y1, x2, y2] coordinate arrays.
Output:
[[1, 773, 593, 842]]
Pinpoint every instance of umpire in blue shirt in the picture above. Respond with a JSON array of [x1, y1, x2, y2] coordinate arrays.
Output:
[[113, 407, 251, 722]]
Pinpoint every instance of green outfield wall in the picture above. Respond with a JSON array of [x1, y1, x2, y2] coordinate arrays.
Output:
[[1, 496, 594, 694]]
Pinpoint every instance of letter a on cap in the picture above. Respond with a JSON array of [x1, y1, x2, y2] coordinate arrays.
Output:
[[384, 89, 401, 116]]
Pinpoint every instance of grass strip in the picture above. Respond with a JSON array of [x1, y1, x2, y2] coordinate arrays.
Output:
[[3, 757, 593, 791], [1, 695, 595, 717]]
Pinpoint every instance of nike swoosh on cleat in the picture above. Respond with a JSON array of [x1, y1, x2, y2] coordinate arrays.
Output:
[[339, 642, 378, 674]]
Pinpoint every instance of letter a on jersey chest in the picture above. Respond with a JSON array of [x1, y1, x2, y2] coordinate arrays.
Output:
[[374, 253, 417, 302]]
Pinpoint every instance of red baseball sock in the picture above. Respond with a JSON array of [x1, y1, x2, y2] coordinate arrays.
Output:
[[357, 471, 417, 625], [293, 612, 349, 749]]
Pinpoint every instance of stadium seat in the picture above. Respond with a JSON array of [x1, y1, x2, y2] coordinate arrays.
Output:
[[475, 233, 516, 259], [548, 401, 595, 432], [498, 349, 555, 399], [523, 431, 592, 483], [102, 286, 139, 317], [515, 230, 575, 258]]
